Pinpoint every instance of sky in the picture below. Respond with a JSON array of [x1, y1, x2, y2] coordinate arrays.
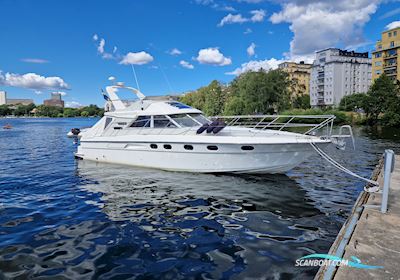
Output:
[[0, 0, 399, 107]]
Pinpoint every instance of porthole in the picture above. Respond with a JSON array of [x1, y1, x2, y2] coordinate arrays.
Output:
[[241, 145, 254, 151], [150, 144, 158, 149], [184, 145, 193, 150], [207, 145, 218, 151], [164, 144, 172, 150]]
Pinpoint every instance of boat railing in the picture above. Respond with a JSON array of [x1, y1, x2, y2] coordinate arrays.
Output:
[[210, 114, 336, 136]]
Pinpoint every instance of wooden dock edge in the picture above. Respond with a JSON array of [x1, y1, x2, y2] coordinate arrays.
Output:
[[314, 157, 384, 280]]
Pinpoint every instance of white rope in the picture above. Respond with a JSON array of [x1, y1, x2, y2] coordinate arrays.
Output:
[[310, 142, 379, 186]]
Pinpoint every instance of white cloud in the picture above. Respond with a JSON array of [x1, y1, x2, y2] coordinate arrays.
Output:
[[65, 101, 83, 108], [218, 9, 266, 27], [168, 48, 182, 56], [180, 60, 194, 69], [20, 58, 49, 64], [218, 13, 248, 27], [53, 91, 67, 96], [244, 28, 253, 34], [119, 51, 154, 65], [270, 0, 380, 57], [226, 58, 284, 76], [93, 34, 98, 41], [386, 21, 400, 30], [0, 71, 69, 90], [97, 38, 105, 54], [113, 46, 117, 53], [195, 0, 236, 12], [247, 43, 256, 56], [250, 9, 266, 22], [196, 48, 232, 66]]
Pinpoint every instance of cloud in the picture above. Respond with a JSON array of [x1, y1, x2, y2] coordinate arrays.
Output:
[[244, 28, 253, 34], [20, 58, 49, 64], [247, 43, 256, 56], [218, 9, 266, 27], [195, 0, 236, 12], [270, 0, 380, 57], [218, 13, 248, 27], [53, 91, 67, 96], [250, 9, 266, 22], [196, 48, 232, 66], [379, 8, 400, 20], [236, 0, 264, 3], [386, 21, 400, 30], [168, 48, 182, 56], [226, 58, 284, 76], [0, 71, 69, 90], [179, 60, 194, 69], [119, 51, 154, 65], [65, 101, 83, 108], [94, 36, 117, 60]]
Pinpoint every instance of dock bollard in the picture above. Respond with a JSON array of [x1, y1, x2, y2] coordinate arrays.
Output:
[[381, 149, 395, 214]]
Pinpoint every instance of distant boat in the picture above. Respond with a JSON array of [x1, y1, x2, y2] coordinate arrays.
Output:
[[3, 124, 12, 129]]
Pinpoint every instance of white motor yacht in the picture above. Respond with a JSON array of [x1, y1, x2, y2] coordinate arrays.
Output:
[[69, 81, 342, 174]]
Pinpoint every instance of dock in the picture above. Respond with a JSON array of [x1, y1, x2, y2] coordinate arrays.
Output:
[[315, 153, 400, 279]]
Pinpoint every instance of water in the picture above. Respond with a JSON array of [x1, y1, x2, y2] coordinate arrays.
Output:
[[1, 118, 399, 280]]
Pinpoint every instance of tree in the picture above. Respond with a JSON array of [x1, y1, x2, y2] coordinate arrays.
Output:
[[0, 105, 11, 116], [339, 93, 367, 112], [363, 74, 400, 125], [292, 94, 311, 109], [80, 111, 89, 117]]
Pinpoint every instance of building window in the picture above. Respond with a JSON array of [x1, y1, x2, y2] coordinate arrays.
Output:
[[390, 41, 395, 47], [375, 70, 381, 75], [394, 31, 397, 36], [375, 52, 382, 58], [378, 44, 382, 50], [388, 32, 392, 37]]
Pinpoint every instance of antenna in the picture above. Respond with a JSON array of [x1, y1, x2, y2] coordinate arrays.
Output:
[[159, 63, 174, 93], [130, 64, 141, 92]]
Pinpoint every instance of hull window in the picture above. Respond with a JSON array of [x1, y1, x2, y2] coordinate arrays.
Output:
[[241, 146, 254, 151], [150, 144, 158, 149], [184, 145, 194, 150], [164, 144, 172, 150], [207, 145, 218, 151]]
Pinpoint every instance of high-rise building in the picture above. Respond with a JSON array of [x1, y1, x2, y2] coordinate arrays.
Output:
[[310, 48, 372, 107], [278, 61, 312, 98], [44, 92, 64, 107], [372, 26, 400, 81], [0, 91, 6, 105]]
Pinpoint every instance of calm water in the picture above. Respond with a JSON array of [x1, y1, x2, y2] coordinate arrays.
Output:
[[1, 118, 399, 280]]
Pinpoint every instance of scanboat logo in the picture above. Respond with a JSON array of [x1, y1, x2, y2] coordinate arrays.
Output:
[[295, 254, 383, 270]]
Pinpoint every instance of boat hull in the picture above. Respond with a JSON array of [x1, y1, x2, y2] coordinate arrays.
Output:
[[76, 141, 329, 174]]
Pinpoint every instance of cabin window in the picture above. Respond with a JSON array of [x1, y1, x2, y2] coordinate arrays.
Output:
[[153, 115, 176, 128], [167, 101, 192, 109], [207, 145, 218, 151], [150, 144, 158, 149], [184, 145, 193, 150], [130, 116, 151, 127], [104, 117, 113, 129], [163, 144, 172, 150], [170, 114, 198, 127], [241, 145, 254, 151]]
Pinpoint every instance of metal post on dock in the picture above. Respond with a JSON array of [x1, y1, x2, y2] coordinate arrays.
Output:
[[381, 149, 395, 214]]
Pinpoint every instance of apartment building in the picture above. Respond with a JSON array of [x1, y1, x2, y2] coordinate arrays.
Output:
[[278, 61, 312, 98]]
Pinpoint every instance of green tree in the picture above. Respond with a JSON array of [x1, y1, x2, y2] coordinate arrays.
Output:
[[80, 111, 89, 117], [0, 105, 11, 116], [339, 93, 367, 111], [364, 74, 400, 125], [292, 94, 311, 109]]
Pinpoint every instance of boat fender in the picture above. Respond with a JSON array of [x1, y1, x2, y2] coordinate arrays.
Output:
[[196, 123, 209, 134], [71, 128, 81, 135], [206, 120, 219, 133], [212, 121, 226, 134]]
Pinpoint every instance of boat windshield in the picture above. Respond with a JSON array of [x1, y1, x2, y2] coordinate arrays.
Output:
[[189, 113, 210, 125], [169, 114, 199, 127]]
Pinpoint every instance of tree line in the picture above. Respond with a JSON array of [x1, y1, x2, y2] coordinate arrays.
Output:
[[179, 69, 310, 116], [0, 103, 104, 118]]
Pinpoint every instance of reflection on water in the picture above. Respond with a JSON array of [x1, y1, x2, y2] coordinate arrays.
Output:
[[1, 119, 400, 279]]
